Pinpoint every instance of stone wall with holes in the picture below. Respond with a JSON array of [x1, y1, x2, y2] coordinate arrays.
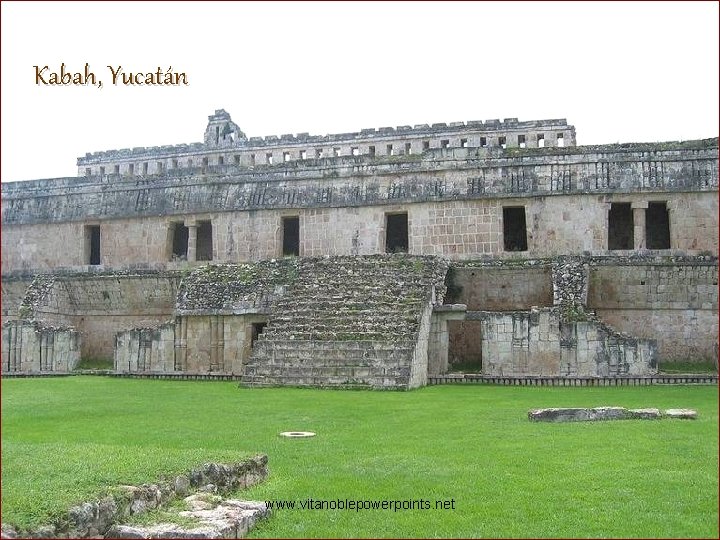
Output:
[[1, 319, 79, 373], [588, 263, 718, 361], [478, 309, 657, 377], [76, 111, 576, 175], [3, 138, 717, 274], [3, 190, 717, 276]]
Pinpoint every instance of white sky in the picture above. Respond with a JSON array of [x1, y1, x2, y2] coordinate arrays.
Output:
[[1, 1, 718, 183]]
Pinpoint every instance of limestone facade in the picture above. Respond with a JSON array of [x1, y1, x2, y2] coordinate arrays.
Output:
[[1, 110, 717, 383]]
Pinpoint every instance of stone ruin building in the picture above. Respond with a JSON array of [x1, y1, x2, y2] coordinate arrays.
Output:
[[1, 109, 717, 388]]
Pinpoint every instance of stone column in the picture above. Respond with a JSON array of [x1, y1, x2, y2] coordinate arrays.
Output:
[[665, 200, 679, 250], [185, 220, 197, 262], [631, 201, 648, 251]]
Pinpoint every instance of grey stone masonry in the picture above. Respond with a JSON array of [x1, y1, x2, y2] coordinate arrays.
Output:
[[76, 110, 576, 174], [529, 407, 695, 422], [240, 255, 449, 389], [0, 456, 268, 539], [3, 138, 716, 227]]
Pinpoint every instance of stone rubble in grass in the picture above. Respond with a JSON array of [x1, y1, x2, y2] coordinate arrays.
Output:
[[106, 494, 269, 539], [664, 408, 698, 419], [627, 408, 662, 419], [529, 407, 697, 422], [0, 456, 269, 539]]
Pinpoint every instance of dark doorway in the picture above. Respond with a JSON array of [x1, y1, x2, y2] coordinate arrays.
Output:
[[86, 225, 100, 265], [171, 223, 189, 260], [251, 322, 267, 348], [608, 203, 633, 250], [282, 217, 300, 256], [386, 213, 409, 253], [448, 320, 483, 373], [646, 202, 670, 249], [503, 207, 527, 251], [197, 221, 213, 261]]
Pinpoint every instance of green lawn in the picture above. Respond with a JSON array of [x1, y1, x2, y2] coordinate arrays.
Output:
[[1, 377, 717, 538]]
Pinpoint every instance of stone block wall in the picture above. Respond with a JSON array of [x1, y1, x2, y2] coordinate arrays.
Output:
[[588, 262, 718, 360], [408, 302, 433, 388], [20, 273, 179, 361], [428, 305, 468, 376], [1, 222, 84, 273], [442, 256, 716, 369], [245, 340, 418, 388], [5, 190, 715, 277], [447, 265, 553, 309], [114, 323, 175, 373], [478, 309, 657, 377], [114, 314, 270, 375], [1, 277, 32, 326], [2, 320, 79, 373], [3, 138, 717, 275]]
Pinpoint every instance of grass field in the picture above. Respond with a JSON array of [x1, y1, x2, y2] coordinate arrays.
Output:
[[1, 377, 717, 538]]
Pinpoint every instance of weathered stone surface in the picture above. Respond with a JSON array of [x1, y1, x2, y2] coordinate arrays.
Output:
[[1, 109, 717, 386], [530, 407, 699, 422], [0, 456, 268, 539], [27, 525, 55, 538], [628, 408, 662, 419], [1, 524, 18, 539], [66, 496, 117, 537], [105, 498, 269, 539], [174, 475, 191, 497], [528, 407, 630, 422], [480, 308, 658, 377], [664, 408, 698, 419], [106, 523, 221, 539]]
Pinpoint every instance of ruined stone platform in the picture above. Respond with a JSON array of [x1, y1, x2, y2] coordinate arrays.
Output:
[[528, 407, 698, 422]]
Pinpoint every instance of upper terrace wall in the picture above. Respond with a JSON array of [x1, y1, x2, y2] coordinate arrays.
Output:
[[2, 139, 717, 274], [3, 192, 716, 274], [76, 114, 576, 176], [4, 139, 717, 227]]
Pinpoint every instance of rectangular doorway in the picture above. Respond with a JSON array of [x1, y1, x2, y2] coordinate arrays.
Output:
[[386, 212, 408, 253], [502, 207, 528, 251], [608, 203, 633, 250], [282, 217, 300, 256]]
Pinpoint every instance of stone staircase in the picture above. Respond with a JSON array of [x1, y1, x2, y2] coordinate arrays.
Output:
[[242, 255, 448, 389]]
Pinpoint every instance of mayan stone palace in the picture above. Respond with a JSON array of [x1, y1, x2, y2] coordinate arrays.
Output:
[[1, 110, 717, 388]]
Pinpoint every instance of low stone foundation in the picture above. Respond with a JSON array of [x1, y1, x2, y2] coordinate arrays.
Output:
[[528, 407, 697, 422], [0, 455, 268, 539]]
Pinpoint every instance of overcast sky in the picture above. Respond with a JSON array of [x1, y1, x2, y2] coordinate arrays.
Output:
[[1, 1, 718, 183]]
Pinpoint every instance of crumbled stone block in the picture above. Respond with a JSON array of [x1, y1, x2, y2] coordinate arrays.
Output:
[[528, 407, 629, 422], [664, 408, 698, 419], [628, 408, 662, 419]]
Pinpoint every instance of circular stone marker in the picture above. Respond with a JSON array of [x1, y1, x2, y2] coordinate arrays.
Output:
[[279, 431, 316, 438]]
